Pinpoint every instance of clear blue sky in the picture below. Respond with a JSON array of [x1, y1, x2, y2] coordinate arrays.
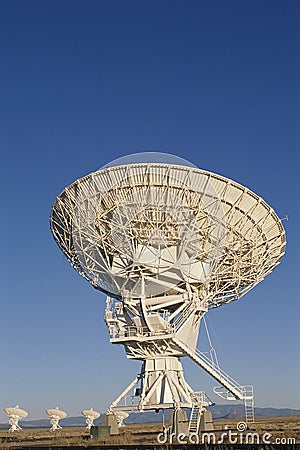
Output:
[[0, 1, 299, 421]]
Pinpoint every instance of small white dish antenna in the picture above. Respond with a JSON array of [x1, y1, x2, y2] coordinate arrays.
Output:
[[45, 407, 67, 431], [81, 408, 100, 429], [4, 405, 28, 432], [115, 411, 129, 427]]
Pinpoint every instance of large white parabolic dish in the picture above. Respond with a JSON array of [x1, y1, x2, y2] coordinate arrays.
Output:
[[50, 161, 285, 308]]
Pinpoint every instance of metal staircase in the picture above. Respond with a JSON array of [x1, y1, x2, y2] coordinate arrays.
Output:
[[174, 338, 254, 423], [188, 392, 205, 434], [243, 385, 254, 423], [175, 339, 243, 399]]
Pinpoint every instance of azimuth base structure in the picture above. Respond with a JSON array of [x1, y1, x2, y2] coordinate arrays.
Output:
[[50, 156, 285, 433]]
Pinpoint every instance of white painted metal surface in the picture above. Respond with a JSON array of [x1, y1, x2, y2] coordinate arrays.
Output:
[[115, 411, 129, 427], [4, 406, 28, 432], [50, 158, 285, 425], [46, 407, 67, 431], [51, 163, 285, 305], [81, 408, 100, 429]]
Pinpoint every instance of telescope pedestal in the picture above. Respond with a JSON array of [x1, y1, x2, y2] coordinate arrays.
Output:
[[109, 356, 197, 411], [138, 357, 193, 408]]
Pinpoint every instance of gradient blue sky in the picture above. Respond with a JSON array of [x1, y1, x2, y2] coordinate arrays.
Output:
[[0, 1, 299, 421]]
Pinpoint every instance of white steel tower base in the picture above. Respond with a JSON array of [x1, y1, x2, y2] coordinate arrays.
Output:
[[105, 293, 254, 433], [107, 355, 214, 435], [110, 357, 198, 412]]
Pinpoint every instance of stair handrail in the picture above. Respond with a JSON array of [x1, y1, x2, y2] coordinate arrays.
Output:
[[174, 339, 245, 400]]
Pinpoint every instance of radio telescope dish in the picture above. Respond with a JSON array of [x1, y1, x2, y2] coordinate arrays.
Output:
[[50, 153, 285, 433], [115, 411, 129, 427], [46, 407, 67, 431], [51, 159, 284, 303], [81, 408, 100, 429], [4, 405, 28, 432]]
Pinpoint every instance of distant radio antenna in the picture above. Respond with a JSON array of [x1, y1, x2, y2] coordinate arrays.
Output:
[[45, 407, 67, 431], [81, 408, 100, 429], [4, 406, 28, 432], [115, 411, 129, 427]]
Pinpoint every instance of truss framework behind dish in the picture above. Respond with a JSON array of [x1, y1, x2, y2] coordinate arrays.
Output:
[[50, 164, 285, 308]]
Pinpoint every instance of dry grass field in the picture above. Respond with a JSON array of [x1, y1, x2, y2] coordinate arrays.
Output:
[[0, 415, 299, 448]]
